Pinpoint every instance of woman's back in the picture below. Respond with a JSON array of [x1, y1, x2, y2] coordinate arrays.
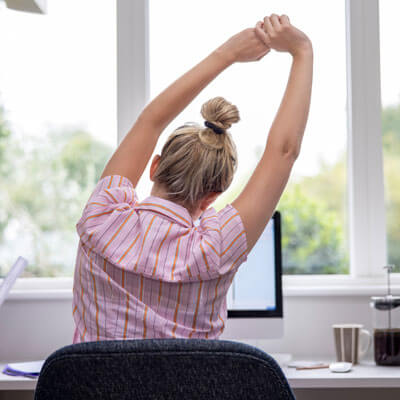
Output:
[[72, 175, 248, 342]]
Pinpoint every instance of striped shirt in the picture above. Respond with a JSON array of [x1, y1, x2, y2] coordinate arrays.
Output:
[[72, 174, 248, 343]]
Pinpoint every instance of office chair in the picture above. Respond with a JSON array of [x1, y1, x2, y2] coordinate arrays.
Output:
[[34, 338, 295, 400]]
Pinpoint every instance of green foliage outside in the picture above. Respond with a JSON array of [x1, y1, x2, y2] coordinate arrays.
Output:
[[278, 185, 348, 274], [382, 104, 400, 272], [0, 101, 399, 276], [0, 104, 111, 277]]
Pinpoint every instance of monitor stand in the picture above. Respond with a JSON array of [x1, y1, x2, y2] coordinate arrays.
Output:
[[220, 317, 283, 340]]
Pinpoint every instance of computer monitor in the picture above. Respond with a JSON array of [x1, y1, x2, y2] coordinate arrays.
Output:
[[220, 211, 283, 340]]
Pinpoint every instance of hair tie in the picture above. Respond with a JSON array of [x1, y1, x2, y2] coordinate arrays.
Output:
[[204, 120, 225, 135]]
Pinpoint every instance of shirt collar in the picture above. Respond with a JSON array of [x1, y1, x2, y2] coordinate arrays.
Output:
[[135, 195, 194, 228]]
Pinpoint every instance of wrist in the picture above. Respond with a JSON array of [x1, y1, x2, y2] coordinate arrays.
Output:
[[213, 45, 237, 67], [290, 42, 313, 59]]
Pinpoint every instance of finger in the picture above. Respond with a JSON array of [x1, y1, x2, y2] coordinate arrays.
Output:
[[270, 14, 281, 31], [255, 21, 270, 46], [280, 14, 290, 26], [263, 16, 274, 37]]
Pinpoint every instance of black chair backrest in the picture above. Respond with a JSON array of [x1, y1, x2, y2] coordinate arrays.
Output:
[[35, 339, 295, 400]]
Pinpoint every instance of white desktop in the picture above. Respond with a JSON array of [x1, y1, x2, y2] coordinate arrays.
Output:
[[221, 212, 283, 340]]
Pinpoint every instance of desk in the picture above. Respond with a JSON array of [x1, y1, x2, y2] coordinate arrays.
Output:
[[282, 361, 400, 389], [1, 361, 400, 398], [0, 366, 37, 391]]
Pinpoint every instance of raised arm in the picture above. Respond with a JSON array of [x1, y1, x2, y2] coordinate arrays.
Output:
[[101, 28, 270, 186], [232, 14, 313, 253]]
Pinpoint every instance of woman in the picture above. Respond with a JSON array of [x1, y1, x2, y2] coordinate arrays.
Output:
[[72, 14, 313, 342]]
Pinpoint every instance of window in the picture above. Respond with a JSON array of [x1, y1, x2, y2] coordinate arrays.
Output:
[[0, 1, 116, 277], [0, 0, 391, 284], [380, 0, 400, 273], [148, 0, 348, 274]]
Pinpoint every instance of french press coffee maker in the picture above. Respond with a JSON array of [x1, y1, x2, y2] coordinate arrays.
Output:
[[370, 265, 400, 365]]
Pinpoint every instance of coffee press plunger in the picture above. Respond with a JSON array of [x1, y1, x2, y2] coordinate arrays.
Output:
[[370, 265, 400, 365]]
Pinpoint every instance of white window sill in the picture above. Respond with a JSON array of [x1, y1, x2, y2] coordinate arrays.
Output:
[[283, 275, 397, 296], [3, 275, 399, 301]]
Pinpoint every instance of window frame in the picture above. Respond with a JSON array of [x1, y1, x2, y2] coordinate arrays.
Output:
[[8, 0, 400, 295]]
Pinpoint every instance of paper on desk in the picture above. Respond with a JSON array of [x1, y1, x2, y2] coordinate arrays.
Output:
[[287, 361, 329, 369], [0, 256, 28, 308], [2, 360, 45, 379]]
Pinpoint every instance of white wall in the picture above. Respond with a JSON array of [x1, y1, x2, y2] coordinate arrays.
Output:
[[0, 293, 375, 363]]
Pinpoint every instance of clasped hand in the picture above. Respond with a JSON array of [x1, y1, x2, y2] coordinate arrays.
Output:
[[220, 13, 312, 63]]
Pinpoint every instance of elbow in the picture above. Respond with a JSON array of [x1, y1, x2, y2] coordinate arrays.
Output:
[[280, 142, 301, 163], [265, 136, 302, 164]]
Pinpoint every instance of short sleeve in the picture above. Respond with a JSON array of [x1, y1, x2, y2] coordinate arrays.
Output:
[[198, 203, 248, 276], [76, 175, 139, 261]]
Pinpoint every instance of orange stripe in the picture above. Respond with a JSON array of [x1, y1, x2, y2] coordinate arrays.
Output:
[[170, 230, 190, 281], [101, 209, 135, 254], [104, 189, 118, 203], [209, 277, 222, 335], [72, 305, 77, 315], [203, 228, 220, 233], [221, 213, 239, 230], [171, 237, 182, 280], [143, 305, 149, 338], [88, 202, 107, 207], [158, 280, 163, 304], [134, 215, 157, 272], [118, 175, 123, 186], [219, 314, 225, 335], [204, 239, 220, 257], [89, 258, 100, 341], [200, 242, 210, 271], [79, 254, 87, 341], [102, 253, 111, 289], [186, 264, 192, 278], [152, 222, 173, 276], [189, 277, 203, 338], [83, 210, 113, 224], [107, 176, 114, 188], [123, 292, 130, 339], [139, 202, 190, 226], [228, 249, 248, 272], [124, 190, 127, 203], [139, 274, 144, 301], [121, 270, 125, 288], [117, 232, 140, 264], [171, 282, 183, 337], [221, 231, 245, 256], [87, 247, 93, 258]]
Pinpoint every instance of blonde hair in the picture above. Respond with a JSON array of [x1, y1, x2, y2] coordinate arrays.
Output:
[[152, 97, 240, 214]]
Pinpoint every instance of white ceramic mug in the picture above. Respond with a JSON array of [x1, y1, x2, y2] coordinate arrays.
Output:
[[333, 323, 372, 364]]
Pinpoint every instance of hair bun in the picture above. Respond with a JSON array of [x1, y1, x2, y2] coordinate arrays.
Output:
[[201, 97, 240, 133]]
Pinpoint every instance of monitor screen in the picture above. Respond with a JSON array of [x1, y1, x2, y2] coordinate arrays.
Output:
[[227, 211, 282, 318]]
